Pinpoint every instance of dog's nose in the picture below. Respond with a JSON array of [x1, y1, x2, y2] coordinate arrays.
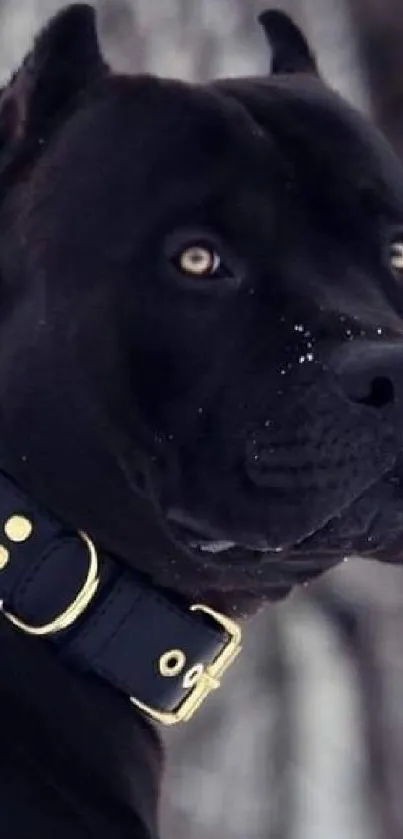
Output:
[[331, 341, 403, 410]]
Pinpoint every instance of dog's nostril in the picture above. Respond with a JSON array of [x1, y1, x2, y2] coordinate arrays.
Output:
[[356, 376, 395, 409], [332, 342, 403, 411]]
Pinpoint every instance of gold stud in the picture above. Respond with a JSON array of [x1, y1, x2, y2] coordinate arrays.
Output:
[[0, 545, 9, 569], [183, 663, 205, 690], [4, 515, 33, 543], [159, 649, 186, 678]]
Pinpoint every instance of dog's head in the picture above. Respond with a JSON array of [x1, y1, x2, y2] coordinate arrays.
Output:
[[0, 5, 403, 612]]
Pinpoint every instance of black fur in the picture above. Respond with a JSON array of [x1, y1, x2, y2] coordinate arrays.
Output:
[[1, 5, 403, 836]]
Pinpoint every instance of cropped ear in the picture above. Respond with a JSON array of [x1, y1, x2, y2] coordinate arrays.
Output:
[[258, 9, 318, 75], [0, 4, 107, 167]]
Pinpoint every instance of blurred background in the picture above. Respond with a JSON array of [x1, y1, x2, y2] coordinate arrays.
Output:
[[2, 1, 403, 837]]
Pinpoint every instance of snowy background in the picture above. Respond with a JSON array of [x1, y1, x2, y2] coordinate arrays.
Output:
[[2, 2, 403, 837]]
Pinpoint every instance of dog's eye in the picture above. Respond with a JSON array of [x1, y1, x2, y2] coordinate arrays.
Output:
[[177, 245, 221, 278], [390, 241, 403, 272], [166, 233, 238, 288]]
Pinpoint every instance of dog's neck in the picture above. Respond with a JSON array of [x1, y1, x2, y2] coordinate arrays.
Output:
[[0, 464, 165, 837], [0, 615, 162, 838]]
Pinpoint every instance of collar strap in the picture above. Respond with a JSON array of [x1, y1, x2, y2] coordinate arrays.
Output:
[[0, 471, 242, 725]]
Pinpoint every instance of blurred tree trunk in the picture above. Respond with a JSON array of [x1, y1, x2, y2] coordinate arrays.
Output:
[[348, 0, 403, 158]]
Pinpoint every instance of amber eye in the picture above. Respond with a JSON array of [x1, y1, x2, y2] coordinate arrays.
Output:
[[178, 245, 221, 277], [390, 241, 403, 271]]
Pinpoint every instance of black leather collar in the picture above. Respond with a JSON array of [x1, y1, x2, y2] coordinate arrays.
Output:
[[0, 469, 242, 725]]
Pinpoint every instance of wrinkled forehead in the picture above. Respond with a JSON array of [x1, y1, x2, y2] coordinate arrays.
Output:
[[82, 75, 403, 216], [87, 77, 279, 189], [40, 76, 285, 231], [40, 73, 403, 238], [214, 75, 403, 213]]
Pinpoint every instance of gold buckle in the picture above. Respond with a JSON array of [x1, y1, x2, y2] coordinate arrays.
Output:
[[1, 531, 100, 636], [130, 603, 242, 725]]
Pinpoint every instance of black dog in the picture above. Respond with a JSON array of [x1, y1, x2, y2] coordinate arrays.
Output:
[[1, 4, 403, 837]]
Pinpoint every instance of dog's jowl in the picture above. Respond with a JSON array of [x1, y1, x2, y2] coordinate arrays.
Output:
[[0, 4, 402, 838]]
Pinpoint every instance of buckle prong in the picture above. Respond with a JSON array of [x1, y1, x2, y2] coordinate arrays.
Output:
[[130, 603, 242, 725]]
